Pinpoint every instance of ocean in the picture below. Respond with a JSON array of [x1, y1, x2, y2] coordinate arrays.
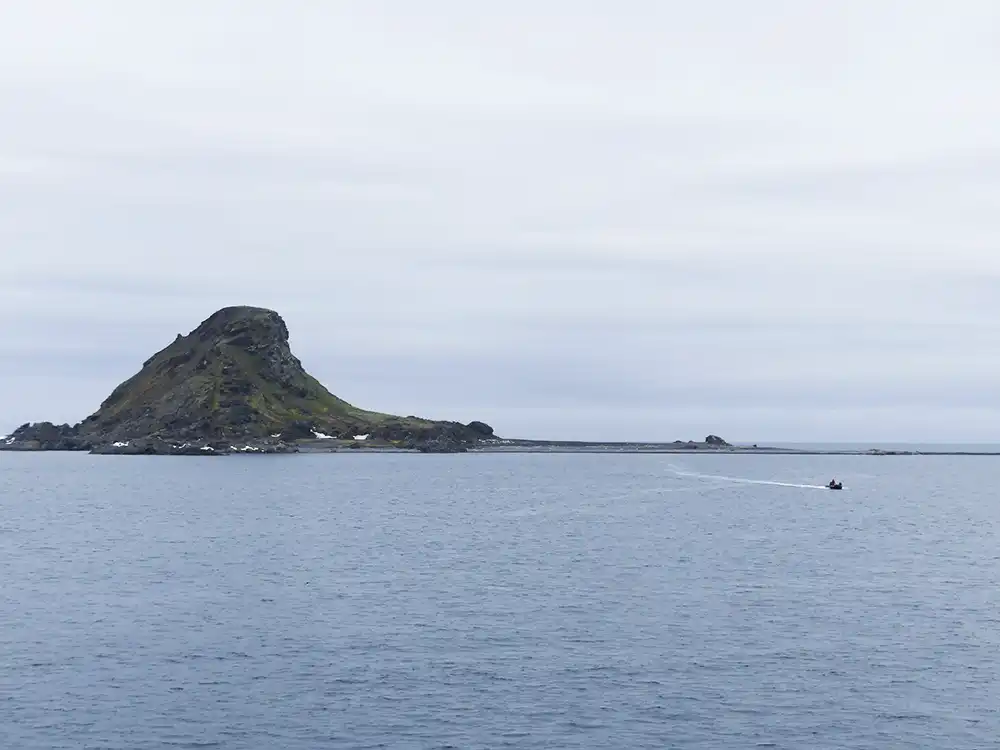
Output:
[[3, 450, 999, 749]]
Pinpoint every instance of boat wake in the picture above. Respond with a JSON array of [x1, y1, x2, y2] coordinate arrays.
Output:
[[667, 465, 830, 490]]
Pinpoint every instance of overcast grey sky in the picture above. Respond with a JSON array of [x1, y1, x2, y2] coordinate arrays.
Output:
[[3, 1, 1000, 442]]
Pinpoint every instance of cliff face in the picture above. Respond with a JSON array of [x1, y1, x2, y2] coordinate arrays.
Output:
[[3, 306, 493, 454]]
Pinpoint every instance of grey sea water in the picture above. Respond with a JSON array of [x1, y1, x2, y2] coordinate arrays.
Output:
[[2, 451, 1000, 749]]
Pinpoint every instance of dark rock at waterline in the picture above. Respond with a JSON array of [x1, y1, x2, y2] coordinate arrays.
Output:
[[2, 422, 91, 451], [414, 437, 470, 453], [705, 434, 730, 446], [396, 426, 475, 453], [89, 437, 299, 456]]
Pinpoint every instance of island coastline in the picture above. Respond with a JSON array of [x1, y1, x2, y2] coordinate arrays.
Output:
[[3, 306, 998, 458]]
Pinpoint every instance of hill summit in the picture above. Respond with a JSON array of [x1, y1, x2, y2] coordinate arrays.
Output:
[[4, 306, 494, 454]]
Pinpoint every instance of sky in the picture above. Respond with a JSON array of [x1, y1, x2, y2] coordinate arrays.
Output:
[[3, 1, 1000, 442]]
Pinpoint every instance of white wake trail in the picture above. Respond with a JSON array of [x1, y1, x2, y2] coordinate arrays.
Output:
[[666, 466, 830, 490]]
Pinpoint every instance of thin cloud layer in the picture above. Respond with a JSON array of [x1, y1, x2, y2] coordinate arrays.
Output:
[[2, 1, 1000, 441]]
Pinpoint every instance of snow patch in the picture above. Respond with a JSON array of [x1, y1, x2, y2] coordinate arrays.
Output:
[[3, 437, 14, 445], [230, 445, 261, 452], [353, 434, 369, 441], [312, 431, 335, 439], [200, 446, 214, 452], [112, 441, 130, 448]]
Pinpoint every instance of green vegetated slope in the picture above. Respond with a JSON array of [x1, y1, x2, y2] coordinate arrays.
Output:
[[76, 306, 481, 443]]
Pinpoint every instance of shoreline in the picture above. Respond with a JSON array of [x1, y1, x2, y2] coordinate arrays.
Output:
[[298, 440, 1000, 457], [6, 435, 1000, 457]]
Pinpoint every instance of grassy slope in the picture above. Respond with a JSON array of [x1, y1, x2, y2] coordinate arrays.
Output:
[[85, 332, 441, 436]]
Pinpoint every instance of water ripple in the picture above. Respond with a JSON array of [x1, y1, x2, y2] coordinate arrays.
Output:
[[2, 451, 1000, 748]]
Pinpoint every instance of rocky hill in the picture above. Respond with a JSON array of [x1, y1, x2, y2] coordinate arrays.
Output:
[[2, 306, 494, 455]]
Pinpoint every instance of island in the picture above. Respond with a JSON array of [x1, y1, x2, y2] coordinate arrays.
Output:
[[1, 306, 495, 455], [4, 305, 995, 457]]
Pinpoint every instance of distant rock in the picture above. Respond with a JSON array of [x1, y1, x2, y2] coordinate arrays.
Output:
[[2, 306, 497, 455], [466, 421, 495, 437], [3, 422, 90, 451], [705, 434, 730, 446]]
